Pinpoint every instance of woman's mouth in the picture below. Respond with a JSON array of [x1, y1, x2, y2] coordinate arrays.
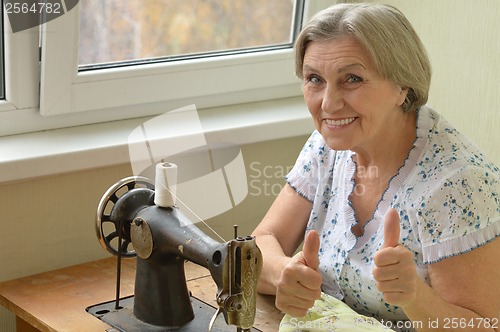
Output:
[[324, 117, 357, 126]]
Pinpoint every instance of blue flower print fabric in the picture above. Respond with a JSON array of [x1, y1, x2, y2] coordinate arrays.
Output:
[[285, 105, 500, 325]]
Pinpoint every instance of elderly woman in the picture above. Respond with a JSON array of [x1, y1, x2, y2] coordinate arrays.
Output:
[[252, 3, 500, 331]]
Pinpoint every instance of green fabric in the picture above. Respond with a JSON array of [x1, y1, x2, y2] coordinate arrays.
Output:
[[279, 292, 394, 331]]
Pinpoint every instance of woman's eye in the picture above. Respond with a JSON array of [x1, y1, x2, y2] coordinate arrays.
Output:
[[305, 74, 322, 84], [346, 75, 363, 84]]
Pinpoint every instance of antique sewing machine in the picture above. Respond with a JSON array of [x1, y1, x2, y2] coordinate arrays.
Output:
[[87, 162, 263, 331]]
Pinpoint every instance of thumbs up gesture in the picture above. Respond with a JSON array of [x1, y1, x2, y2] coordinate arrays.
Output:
[[275, 230, 322, 317], [373, 209, 417, 307]]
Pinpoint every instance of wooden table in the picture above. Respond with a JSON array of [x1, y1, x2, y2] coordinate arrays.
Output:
[[0, 257, 283, 332]]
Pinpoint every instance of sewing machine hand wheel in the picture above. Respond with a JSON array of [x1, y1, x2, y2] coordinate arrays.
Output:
[[96, 176, 154, 258]]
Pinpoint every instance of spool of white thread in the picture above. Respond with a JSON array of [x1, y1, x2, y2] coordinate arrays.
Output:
[[154, 162, 178, 208]]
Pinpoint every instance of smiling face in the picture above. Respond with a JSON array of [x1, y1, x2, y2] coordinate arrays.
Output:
[[302, 37, 409, 155]]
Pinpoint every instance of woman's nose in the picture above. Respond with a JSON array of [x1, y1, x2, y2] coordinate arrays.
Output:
[[321, 84, 344, 113]]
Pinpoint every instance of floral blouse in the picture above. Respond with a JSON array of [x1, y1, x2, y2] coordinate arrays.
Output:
[[286, 105, 500, 323]]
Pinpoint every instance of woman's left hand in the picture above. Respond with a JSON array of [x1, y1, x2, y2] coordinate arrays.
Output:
[[372, 208, 418, 307]]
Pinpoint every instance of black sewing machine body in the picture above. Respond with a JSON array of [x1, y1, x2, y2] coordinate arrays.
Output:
[[91, 176, 262, 331]]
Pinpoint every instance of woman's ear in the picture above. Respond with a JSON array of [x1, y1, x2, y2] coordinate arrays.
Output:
[[397, 87, 409, 107]]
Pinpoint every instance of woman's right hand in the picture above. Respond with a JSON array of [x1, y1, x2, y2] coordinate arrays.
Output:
[[275, 230, 323, 317]]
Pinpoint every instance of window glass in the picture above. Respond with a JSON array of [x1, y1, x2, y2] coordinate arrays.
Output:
[[79, 0, 299, 70]]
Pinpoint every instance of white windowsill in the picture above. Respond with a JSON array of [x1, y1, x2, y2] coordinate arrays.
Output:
[[0, 97, 313, 184]]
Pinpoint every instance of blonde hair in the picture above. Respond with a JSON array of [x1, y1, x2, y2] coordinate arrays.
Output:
[[295, 3, 431, 112]]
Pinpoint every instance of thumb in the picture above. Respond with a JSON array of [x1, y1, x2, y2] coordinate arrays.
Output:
[[381, 208, 401, 249], [302, 230, 320, 271]]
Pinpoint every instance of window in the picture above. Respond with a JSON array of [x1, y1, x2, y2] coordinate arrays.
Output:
[[1, 0, 333, 135], [40, 0, 311, 117], [79, 0, 298, 70]]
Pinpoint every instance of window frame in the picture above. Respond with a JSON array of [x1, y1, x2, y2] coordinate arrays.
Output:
[[40, 0, 309, 117], [0, 14, 39, 117]]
